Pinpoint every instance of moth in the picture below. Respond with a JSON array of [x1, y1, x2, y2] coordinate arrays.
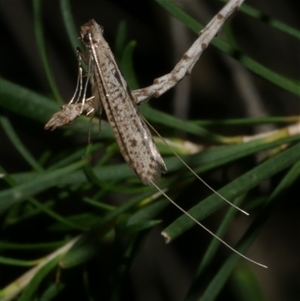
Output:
[[46, 19, 166, 186], [45, 19, 266, 268]]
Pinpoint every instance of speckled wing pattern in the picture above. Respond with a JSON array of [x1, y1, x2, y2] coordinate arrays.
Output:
[[80, 20, 167, 185]]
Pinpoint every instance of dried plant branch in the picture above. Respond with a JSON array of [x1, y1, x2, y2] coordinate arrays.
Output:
[[242, 122, 300, 143], [132, 0, 245, 104], [45, 0, 244, 128]]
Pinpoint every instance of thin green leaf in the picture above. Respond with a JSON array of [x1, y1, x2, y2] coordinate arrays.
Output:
[[11, 161, 135, 187], [61, 189, 164, 268], [190, 136, 300, 174], [115, 21, 128, 61], [0, 256, 39, 267], [82, 197, 115, 211], [18, 256, 62, 301], [120, 41, 139, 90], [0, 78, 113, 139], [0, 241, 64, 251], [39, 282, 65, 301], [60, 232, 113, 269], [0, 79, 59, 124], [32, 0, 62, 102], [0, 116, 44, 172], [184, 195, 246, 300], [59, 0, 79, 52], [162, 135, 299, 179], [197, 161, 300, 301], [229, 264, 267, 301], [141, 105, 224, 141], [9, 135, 299, 189], [121, 220, 161, 236], [48, 213, 100, 232], [267, 160, 300, 199], [128, 199, 169, 225], [154, 0, 299, 96], [29, 198, 89, 231], [83, 162, 147, 194], [1, 160, 87, 213], [219, 0, 300, 39], [163, 142, 300, 241], [193, 116, 300, 126], [2, 168, 88, 230], [48, 143, 103, 170]]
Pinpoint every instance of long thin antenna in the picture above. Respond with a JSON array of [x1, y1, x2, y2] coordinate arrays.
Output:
[[150, 180, 267, 268], [146, 120, 249, 216]]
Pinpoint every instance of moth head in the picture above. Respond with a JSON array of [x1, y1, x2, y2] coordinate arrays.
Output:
[[80, 19, 104, 45]]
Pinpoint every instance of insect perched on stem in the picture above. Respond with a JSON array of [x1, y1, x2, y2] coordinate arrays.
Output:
[[46, 20, 167, 185], [45, 4, 267, 269]]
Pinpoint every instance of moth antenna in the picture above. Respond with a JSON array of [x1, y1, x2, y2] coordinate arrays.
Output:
[[150, 180, 267, 268], [145, 120, 249, 216]]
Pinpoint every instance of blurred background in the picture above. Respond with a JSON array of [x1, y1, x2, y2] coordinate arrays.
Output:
[[1, 1, 299, 301]]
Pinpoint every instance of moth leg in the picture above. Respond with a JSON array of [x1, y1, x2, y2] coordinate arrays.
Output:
[[80, 47, 94, 114], [85, 96, 96, 117], [69, 48, 85, 105], [83, 96, 99, 142]]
